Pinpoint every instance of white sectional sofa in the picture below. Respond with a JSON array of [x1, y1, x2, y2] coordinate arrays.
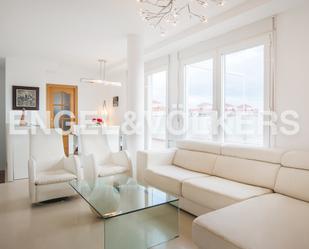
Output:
[[137, 140, 309, 249]]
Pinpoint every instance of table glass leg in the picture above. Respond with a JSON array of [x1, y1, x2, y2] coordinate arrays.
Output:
[[104, 201, 179, 249]]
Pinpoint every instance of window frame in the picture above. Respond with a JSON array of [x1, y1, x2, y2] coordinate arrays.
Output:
[[145, 66, 169, 150], [180, 34, 273, 146], [219, 35, 272, 147], [181, 52, 217, 141]]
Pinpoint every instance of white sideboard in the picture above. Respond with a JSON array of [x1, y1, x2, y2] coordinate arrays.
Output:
[[6, 125, 121, 182], [6, 126, 30, 181]]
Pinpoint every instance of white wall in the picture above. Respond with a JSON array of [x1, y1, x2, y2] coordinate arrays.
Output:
[[0, 58, 6, 171], [107, 70, 127, 125], [5, 57, 126, 126], [275, 2, 309, 150]]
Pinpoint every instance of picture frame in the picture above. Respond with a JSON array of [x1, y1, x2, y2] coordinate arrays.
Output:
[[113, 96, 119, 107], [12, 86, 40, 110]]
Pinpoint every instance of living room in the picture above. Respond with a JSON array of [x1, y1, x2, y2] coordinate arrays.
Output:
[[0, 0, 309, 249]]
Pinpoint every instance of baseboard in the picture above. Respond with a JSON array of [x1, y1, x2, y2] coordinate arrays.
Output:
[[0, 170, 5, 183]]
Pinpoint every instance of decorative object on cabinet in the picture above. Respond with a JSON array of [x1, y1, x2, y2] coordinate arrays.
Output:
[[102, 100, 108, 120], [19, 108, 28, 126], [92, 117, 104, 126], [12, 86, 40, 110], [113, 96, 119, 107]]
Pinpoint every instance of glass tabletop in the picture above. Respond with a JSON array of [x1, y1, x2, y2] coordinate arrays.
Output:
[[69, 174, 178, 219]]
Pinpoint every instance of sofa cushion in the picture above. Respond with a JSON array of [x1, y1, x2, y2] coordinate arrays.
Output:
[[222, 144, 285, 163], [144, 165, 207, 196], [176, 140, 221, 154], [182, 176, 272, 210], [275, 167, 309, 202], [173, 149, 217, 174], [97, 164, 129, 177], [281, 150, 309, 170], [193, 193, 309, 249], [213, 156, 280, 189], [275, 150, 309, 202], [35, 169, 77, 185]]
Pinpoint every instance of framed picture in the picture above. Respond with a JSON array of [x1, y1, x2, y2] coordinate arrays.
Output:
[[113, 96, 119, 107], [12, 86, 40, 110]]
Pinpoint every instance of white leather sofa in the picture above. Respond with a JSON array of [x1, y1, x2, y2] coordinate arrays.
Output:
[[137, 140, 309, 249]]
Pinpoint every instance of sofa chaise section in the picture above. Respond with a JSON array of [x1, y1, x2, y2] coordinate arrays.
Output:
[[193, 193, 309, 249], [193, 150, 309, 249]]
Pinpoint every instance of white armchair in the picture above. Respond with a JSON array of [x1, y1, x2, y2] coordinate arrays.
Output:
[[79, 129, 132, 178], [28, 129, 82, 204]]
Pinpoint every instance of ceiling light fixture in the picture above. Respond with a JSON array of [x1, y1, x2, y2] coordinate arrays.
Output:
[[80, 59, 122, 87], [137, 0, 226, 35]]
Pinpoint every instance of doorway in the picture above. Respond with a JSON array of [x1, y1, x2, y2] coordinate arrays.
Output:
[[46, 84, 78, 156]]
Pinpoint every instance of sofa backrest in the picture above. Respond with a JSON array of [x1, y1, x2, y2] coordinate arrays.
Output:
[[213, 145, 285, 189], [275, 151, 309, 202], [173, 140, 221, 174]]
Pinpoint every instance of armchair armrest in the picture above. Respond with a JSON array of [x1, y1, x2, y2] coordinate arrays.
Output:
[[64, 156, 82, 180], [110, 150, 132, 172], [82, 154, 98, 186], [136, 149, 177, 183]]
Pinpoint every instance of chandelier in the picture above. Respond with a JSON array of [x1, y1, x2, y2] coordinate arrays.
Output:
[[137, 0, 226, 35]]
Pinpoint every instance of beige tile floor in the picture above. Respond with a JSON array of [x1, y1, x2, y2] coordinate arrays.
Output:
[[0, 180, 198, 249]]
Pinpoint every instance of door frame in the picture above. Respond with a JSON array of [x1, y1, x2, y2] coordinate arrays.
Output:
[[46, 84, 79, 128]]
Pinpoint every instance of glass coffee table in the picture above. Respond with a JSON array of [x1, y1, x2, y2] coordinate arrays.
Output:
[[70, 174, 179, 249]]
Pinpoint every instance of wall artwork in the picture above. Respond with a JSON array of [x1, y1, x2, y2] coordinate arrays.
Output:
[[12, 86, 40, 110], [113, 96, 119, 107]]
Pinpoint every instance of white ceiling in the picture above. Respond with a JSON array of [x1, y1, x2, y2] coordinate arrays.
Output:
[[0, 0, 249, 67], [0, 0, 305, 71]]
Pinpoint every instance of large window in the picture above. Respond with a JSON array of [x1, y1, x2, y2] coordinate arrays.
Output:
[[146, 70, 167, 149], [183, 40, 270, 146], [222, 45, 265, 145], [185, 59, 214, 140]]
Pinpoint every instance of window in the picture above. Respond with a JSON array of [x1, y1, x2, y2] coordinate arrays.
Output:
[[222, 45, 265, 145], [185, 59, 214, 140], [182, 38, 270, 146], [146, 70, 168, 149]]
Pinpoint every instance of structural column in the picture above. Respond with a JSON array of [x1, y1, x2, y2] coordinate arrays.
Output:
[[126, 34, 144, 176]]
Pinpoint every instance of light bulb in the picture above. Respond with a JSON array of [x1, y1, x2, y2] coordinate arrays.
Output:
[[218, 0, 225, 6], [203, 1, 209, 7], [201, 16, 208, 23], [172, 8, 178, 17]]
